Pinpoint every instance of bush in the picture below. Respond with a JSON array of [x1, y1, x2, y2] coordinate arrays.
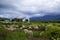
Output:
[[38, 25, 45, 31], [40, 24, 60, 40], [33, 31, 40, 37], [40, 31, 51, 38]]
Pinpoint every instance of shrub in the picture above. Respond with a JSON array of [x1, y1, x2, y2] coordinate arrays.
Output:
[[33, 31, 40, 37], [41, 24, 60, 40]]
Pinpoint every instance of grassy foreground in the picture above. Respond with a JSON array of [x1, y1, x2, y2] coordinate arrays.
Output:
[[0, 22, 60, 40]]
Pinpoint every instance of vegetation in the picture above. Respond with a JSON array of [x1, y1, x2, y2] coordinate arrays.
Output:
[[11, 18, 22, 22], [0, 17, 10, 21], [0, 17, 60, 40]]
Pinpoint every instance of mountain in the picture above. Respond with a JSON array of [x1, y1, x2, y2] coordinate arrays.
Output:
[[30, 14, 60, 20]]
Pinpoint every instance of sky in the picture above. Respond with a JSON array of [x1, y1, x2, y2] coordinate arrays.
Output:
[[0, 0, 60, 18]]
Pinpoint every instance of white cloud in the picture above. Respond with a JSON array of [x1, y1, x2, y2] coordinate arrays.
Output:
[[0, 0, 60, 18], [19, 0, 60, 13]]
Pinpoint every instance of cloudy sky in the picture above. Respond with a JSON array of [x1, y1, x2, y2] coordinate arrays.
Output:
[[0, 0, 60, 18]]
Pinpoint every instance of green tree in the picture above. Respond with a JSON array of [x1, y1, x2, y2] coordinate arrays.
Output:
[[11, 18, 22, 22]]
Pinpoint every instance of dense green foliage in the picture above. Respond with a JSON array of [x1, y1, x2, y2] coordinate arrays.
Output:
[[11, 18, 22, 22], [0, 17, 10, 21]]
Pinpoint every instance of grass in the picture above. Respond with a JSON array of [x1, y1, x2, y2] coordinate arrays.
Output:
[[33, 31, 40, 37], [0, 29, 28, 40], [6, 31, 28, 40]]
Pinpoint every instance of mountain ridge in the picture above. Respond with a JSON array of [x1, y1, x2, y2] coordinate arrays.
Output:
[[30, 14, 60, 20]]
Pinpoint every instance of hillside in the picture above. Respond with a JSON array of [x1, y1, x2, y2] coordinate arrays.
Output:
[[30, 14, 60, 20]]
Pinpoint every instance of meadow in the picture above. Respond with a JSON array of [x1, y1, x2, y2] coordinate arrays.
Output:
[[0, 21, 60, 40]]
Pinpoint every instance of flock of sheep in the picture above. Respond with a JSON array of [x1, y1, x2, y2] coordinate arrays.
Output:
[[0, 24, 46, 36]]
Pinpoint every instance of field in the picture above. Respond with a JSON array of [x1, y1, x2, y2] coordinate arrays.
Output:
[[0, 21, 60, 40]]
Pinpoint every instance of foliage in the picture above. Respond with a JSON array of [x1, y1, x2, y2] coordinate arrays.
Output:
[[40, 24, 60, 40], [0, 17, 10, 21], [33, 31, 40, 37], [11, 18, 22, 22]]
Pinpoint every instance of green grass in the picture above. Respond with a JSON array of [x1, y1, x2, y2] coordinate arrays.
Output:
[[0, 29, 28, 40], [6, 31, 28, 40], [33, 31, 40, 37]]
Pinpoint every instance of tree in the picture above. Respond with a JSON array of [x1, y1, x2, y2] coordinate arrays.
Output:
[[11, 18, 22, 22]]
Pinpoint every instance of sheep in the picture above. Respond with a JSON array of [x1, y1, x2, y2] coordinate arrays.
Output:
[[23, 29, 28, 33], [33, 26, 39, 30], [35, 26, 39, 29], [15, 25, 19, 28], [22, 25, 26, 28], [23, 29, 33, 36], [22, 25, 29, 29], [6, 27, 16, 31], [20, 27, 23, 30], [20, 25, 27, 30], [28, 26, 32, 30]]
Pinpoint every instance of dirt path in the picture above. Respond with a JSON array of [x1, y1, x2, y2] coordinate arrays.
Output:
[[28, 37, 50, 40]]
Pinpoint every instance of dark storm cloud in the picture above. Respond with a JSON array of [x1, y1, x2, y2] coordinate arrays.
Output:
[[0, 0, 60, 18]]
